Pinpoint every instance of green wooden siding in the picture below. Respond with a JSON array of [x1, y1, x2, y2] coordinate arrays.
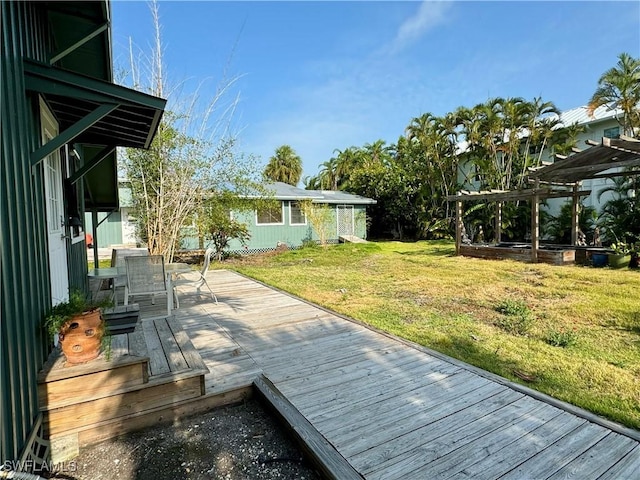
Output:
[[179, 201, 369, 253], [1, 0, 54, 461], [84, 211, 123, 247]]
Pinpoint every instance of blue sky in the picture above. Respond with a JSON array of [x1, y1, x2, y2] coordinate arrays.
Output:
[[112, 1, 640, 180]]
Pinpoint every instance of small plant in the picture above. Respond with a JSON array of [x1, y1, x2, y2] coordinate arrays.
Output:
[[495, 299, 534, 335], [301, 238, 319, 249], [44, 290, 112, 337], [610, 242, 630, 255], [545, 329, 579, 348]]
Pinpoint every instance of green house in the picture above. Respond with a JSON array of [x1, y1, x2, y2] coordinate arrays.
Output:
[[1, 0, 165, 462], [226, 182, 377, 253]]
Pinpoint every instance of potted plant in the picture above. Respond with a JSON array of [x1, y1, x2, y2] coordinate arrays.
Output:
[[608, 242, 631, 269], [44, 290, 112, 364]]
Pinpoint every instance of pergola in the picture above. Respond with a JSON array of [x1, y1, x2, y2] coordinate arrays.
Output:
[[448, 136, 640, 263]]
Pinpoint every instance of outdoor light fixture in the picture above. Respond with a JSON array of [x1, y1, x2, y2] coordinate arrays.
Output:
[[68, 216, 82, 228]]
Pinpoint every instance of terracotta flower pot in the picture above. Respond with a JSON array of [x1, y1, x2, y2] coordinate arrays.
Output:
[[58, 309, 104, 364]]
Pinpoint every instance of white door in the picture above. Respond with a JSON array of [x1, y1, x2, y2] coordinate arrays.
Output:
[[41, 99, 69, 305], [337, 205, 354, 237]]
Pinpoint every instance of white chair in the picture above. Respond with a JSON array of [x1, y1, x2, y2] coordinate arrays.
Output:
[[125, 255, 171, 319], [172, 248, 218, 308]]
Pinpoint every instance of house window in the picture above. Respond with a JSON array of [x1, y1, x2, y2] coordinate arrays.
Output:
[[290, 201, 306, 225], [603, 126, 620, 139], [256, 203, 283, 225], [473, 164, 482, 182]]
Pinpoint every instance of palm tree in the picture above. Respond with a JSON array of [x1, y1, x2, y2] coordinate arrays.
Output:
[[303, 175, 321, 190], [596, 170, 640, 244], [588, 53, 640, 137], [362, 140, 392, 166], [264, 145, 303, 185], [318, 157, 338, 190], [333, 146, 364, 189]]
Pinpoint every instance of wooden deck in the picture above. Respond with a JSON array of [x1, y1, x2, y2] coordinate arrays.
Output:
[[172, 269, 640, 479]]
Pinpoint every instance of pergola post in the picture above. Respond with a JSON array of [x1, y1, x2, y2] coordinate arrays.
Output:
[[455, 200, 462, 255], [495, 201, 502, 244], [571, 183, 580, 245], [531, 180, 540, 262]]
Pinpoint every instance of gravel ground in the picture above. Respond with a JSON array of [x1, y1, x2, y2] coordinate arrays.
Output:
[[49, 398, 321, 480]]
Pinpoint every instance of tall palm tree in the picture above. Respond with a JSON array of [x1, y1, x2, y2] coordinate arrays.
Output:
[[588, 52, 640, 137], [318, 157, 338, 190], [362, 140, 392, 166], [334, 147, 358, 182], [303, 175, 322, 190], [264, 145, 303, 185]]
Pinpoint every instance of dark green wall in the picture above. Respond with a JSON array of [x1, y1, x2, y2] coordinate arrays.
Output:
[[1, 1, 57, 461]]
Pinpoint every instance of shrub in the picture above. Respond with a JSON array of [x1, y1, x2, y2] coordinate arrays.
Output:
[[495, 299, 534, 335], [545, 329, 579, 348], [301, 238, 319, 249]]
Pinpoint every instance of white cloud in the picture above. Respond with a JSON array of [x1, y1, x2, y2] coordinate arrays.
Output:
[[389, 1, 453, 53]]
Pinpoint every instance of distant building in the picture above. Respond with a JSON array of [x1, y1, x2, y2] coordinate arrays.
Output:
[[179, 182, 377, 253], [84, 180, 138, 248]]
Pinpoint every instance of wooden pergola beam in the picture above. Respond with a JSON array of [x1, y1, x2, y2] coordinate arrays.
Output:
[[550, 157, 640, 177], [447, 188, 591, 202], [531, 179, 540, 263], [571, 183, 580, 246], [495, 202, 502, 244], [455, 200, 462, 256]]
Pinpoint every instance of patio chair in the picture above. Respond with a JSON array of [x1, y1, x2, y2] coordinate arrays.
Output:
[[172, 248, 218, 308], [111, 247, 149, 299], [124, 255, 171, 319]]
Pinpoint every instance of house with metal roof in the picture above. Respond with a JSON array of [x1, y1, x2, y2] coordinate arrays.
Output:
[[225, 182, 377, 253], [1, 0, 165, 463]]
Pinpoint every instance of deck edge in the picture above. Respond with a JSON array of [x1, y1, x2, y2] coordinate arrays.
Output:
[[253, 374, 363, 480]]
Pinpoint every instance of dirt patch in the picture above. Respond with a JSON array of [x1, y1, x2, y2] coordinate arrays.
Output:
[[49, 398, 320, 480]]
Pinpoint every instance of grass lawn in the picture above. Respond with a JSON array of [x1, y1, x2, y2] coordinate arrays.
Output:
[[222, 240, 640, 430]]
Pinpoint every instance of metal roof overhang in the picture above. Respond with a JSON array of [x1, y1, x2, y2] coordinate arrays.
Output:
[[529, 137, 640, 184], [24, 59, 166, 210]]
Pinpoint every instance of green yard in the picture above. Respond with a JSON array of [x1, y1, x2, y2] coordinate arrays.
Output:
[[223, 240, 640, 430]]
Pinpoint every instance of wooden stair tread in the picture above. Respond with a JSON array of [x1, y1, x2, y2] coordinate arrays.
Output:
[[38, 350, 148, 383]]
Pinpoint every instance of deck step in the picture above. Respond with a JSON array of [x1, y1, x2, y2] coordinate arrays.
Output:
[[45, 374, 205, 437], [339, 235, 367, 244], [38, 315, 211, 463], [38, 352, 149, 410], [47, 384, 252, 464]]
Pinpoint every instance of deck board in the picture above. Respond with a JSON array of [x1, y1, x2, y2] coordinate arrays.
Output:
[[171, 270, 640, 479], [140, 319, 170, 376]]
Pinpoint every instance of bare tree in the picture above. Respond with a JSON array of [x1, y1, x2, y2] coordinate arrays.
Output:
[[300, 201, 334, 246], [121, 0, 259, 262]]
